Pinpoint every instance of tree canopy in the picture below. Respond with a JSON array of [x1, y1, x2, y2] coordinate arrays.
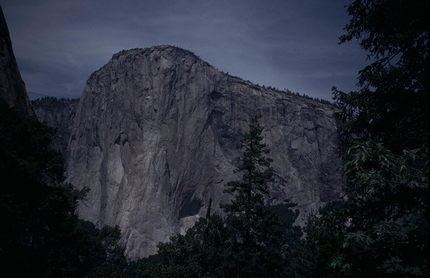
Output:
[[306, 0, 429, 276]]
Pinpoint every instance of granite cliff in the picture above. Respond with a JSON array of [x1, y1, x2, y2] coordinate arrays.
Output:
[[0, 6, 34, 117], [2, 5, 342, 261], [46, 45, 344, 259], [32, 97, 79, 157]]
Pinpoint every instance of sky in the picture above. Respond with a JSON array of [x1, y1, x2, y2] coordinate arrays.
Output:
[[1, 0, 368, 101]]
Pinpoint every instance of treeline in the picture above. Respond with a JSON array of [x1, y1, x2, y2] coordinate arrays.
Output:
[[279, 88, 334, 106], [31, 96, 80, 103], [219, 74, 336, 106]]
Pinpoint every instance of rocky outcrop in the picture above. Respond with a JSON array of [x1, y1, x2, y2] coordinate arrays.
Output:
[[0, 8, 340, 260], [0, 6, 35, 117], [65, 45, 343, 259], [32, 97, 79, 157]]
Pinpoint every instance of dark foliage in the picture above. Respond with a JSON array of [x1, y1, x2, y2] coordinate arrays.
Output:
[[304, 0, 428, 277], [333, 0, 428, 154], [0, 99, 126, 277]]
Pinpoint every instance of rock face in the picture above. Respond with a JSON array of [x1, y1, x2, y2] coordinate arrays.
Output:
[[1, 8, 341, 260], [0, 6, 35, 117], [32, 97, 79, 157], [65, 45, 343, 259]]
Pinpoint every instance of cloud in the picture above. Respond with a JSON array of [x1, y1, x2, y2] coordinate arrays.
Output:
[[2, 0, 367, 100]]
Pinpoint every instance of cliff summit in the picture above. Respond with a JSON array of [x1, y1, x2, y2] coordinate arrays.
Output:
[[48, 45, 343, 259]]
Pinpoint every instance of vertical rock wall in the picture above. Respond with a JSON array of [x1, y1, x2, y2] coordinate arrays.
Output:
[[65, 46, 342, 259]]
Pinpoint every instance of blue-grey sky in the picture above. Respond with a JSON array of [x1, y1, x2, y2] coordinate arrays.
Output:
[[1, 0, 367, 101]]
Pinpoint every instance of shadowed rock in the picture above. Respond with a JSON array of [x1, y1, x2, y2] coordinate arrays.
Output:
[[32, 97, 79, 157], [0, 6, 35, 117]]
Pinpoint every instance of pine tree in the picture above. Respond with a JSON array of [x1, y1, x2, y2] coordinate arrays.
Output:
[[221, 114, 284, 277], [135, 115, 303, 277], [222, 115, 273, 244]]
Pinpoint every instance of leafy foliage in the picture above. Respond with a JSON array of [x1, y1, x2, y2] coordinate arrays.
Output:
[[304, 0, 429, 276], [333, 0, 428, 153], [304, 143, 428, 276]]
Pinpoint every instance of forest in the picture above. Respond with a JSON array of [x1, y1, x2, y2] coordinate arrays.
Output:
[[0, 0, 428, 277]]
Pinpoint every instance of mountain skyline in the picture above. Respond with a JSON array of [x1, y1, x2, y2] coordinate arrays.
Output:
[[1, 0, 367, 101]]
